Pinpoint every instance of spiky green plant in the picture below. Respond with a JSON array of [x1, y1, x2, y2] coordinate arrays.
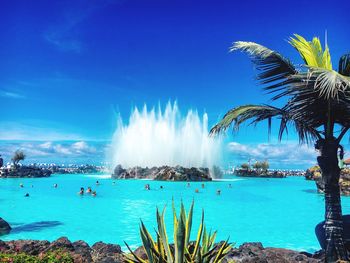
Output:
[[124, 201, 231, 263]]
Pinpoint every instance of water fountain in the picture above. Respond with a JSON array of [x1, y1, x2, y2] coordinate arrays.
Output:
[[109, 102, 222, 180]]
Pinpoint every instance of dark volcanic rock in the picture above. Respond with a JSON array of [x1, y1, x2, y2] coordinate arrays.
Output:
[[112, 165, 212, 181], [0, 238, 322, 262], [222, 242, 320, 263], [235, 169, 286, 178], [132, 242, 321, 263], [0, 238, 124, 262], [91, 241, 123, 263], [72, 240, 93, 263], [0, 166, 52, 178], [48, 236, 74, 251], [2, 240, 50, 255], [0, 218, 11, 235]]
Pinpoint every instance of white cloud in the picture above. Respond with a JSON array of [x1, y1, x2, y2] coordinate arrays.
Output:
[[0, 141, 106, 164], [0, 90, 25, 99], [227, 141, 318, 168]]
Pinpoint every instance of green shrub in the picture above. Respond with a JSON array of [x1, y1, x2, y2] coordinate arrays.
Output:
[[125, 201, 232, 263], [0, 250, 73, 263]]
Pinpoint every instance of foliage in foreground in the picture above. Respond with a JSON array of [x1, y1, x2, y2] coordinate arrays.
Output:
[[0, 250, 74, 263], [124, 201, 232, 263]]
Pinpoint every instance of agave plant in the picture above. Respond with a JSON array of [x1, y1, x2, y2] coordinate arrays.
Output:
[[210, 34, 350, 262], [124, 201, 231, 263]]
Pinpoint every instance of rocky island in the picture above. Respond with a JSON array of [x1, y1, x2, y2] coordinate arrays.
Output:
[[235, 168, 287, 178], [112, 165, 213, 181], [0, 166, 52, 178]]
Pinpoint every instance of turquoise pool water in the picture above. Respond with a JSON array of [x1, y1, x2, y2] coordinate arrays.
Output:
[[1, 174, 348, 252]]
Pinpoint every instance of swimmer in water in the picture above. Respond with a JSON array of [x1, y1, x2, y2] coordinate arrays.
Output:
[[86, 187, 92, 194], [216, 189, 221, 195], [228, 184, 232, 188], [201, 183, 205, 188], [96, 180, 100, 185], [92, 191, 97, 197], [24, 193, 30, 197], [78, 187, 84, 195], [160, 185, 164, 189], [20, 183, 24, 188], [53, 183, 58, 188], [187, 183, 191, 188], [195, 189, 199, 193]]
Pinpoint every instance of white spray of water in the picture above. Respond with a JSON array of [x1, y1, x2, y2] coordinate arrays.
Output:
[[110, 102, 221, 168]]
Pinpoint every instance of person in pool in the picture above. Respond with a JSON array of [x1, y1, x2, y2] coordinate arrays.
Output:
[[216, 189, 221, 195], [24, 193, 29, 197], [53, 183, 58, 188], [92, 191, 97, 197], [86, 187, 92, 193], [78, 187, 84, 195], [96, 180, 100, 185], [20, 183, 24, 188]]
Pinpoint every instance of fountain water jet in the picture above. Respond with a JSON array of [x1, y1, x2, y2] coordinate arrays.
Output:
[[110, 102, 221, 170]]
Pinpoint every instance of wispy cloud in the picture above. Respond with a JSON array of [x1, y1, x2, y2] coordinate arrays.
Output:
[[0, 122, 85, 141], [227, 141, 318, 168], [0, 89, 25, 99], [44, 0, 119, 53], [0, 141, 106, 165]]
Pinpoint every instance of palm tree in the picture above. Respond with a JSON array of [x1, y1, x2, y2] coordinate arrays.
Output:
[[210, 34, 350, 262]]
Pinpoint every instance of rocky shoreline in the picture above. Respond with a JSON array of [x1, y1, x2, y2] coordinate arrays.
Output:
[[235, 168, 286, 178], [112, 165, 213, 181], [0, 237, 324, 263], [0, 166, 52, 178], [305, 166, 350, 195]]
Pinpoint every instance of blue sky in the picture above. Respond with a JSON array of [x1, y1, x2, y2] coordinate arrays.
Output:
[[0, 0, 349, 167]]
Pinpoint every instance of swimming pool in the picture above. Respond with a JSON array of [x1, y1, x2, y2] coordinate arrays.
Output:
[[0, 174, 346, 252]]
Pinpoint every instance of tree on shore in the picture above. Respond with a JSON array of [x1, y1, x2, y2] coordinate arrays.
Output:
[[261, 161, 269, 171], [210, 34, 350, 262], [252, 161, 262, 170], [12, 150, 25, 168], [240, 163, 250, 170]]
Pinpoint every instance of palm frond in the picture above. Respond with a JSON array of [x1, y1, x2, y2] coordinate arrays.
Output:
[[231, 41, 297, 89], [339, 54, 350, 76], [289, 67, 350, 99], [289, 34, 332, 70], [209, 105, 283, 136]]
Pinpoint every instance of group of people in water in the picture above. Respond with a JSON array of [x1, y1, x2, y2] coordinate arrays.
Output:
[[143, 182, 233, 195], [78, 181, 99, 196], [19, 179, 233, 198]]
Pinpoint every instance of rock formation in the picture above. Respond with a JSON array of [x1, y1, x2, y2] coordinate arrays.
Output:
[[0, 166, 52, 178], [0, 218, 11, 235], [112, 165, 212, 181], [0, 238, 324, 263], [305, 165, 350, 195]]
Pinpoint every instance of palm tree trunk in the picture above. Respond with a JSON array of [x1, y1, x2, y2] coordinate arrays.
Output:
[[317, 139, 349, 262]]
